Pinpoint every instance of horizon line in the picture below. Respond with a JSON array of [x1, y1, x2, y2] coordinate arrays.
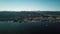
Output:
[[0, 10, 60, 11]]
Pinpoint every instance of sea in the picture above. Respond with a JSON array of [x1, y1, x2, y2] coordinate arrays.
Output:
[[0, 21, 60, 34]]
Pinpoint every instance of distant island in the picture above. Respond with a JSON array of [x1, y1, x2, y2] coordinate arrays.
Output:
[[0, 11, 60, 22]]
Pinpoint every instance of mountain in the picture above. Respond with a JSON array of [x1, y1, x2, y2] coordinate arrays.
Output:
[[0, 11, 60, 18]]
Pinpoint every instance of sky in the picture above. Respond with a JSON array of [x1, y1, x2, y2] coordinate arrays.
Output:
[[0, 0, 60, 11]]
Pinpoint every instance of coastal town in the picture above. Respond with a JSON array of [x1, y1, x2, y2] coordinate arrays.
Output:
[[16, 15, 60, 22], [0, 11, 60, 23], [0, 15, 60, 23]]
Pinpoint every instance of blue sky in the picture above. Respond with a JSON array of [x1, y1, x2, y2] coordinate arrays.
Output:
[[0, 0, 60, 11]]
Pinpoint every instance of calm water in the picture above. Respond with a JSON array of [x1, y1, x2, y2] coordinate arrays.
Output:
[[0, 21, 60, 34]]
